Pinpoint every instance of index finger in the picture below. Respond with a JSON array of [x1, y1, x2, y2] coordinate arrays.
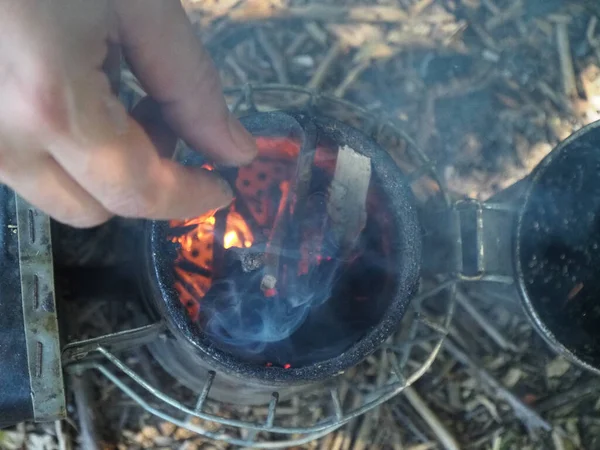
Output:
[[114, 0, 256, 166]]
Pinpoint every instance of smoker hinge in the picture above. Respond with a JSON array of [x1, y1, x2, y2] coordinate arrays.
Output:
[[421, 199, 516, 283]]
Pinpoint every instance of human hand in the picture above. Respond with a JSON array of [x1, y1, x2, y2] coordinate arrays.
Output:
[[0, 0, 256, 227]]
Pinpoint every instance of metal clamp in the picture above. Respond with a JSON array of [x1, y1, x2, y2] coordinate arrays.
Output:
[[422, 199, 517, 284]]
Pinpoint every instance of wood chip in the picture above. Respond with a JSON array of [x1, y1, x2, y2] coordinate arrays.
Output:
[[554, 20, 578, 98], [545, 357, 571, 379], [328, 145, 371, 254], [159, 421, 177, 437]]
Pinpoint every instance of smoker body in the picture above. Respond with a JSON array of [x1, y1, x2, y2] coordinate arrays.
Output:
[[142, 111, 422, 405]]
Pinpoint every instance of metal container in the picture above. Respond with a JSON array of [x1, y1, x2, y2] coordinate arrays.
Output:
[[515, 120, 600, 374], [430, 120, 600, 375]]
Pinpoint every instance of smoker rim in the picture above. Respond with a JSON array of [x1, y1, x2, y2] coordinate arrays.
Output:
[[514, 119, 600, 376], [146, 111, 422, 385]]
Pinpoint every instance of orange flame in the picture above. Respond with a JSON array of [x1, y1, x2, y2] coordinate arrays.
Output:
[[169, 207, 255, 318], [224, 211, 254, 249], [168, 136, 343, 324]]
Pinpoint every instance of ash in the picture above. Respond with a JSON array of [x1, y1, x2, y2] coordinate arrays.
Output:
[[11, 1, 600, 449]]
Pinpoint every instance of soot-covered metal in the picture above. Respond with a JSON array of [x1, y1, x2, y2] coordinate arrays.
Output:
[[145, 111, 421, 401], [516, 121, 600, 373]]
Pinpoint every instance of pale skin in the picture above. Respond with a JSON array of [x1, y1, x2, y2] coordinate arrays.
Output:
[[0, 0, 257, 228]]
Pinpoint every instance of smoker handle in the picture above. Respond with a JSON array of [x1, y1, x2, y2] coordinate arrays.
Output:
[[421, 199, 518, 283]]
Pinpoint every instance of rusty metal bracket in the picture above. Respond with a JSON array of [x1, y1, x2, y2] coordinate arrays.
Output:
[[421, 199, 517, 283], [16, 197, 66, 422]]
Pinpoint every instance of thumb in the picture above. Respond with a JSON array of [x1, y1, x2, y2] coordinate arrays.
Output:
[[115, 0, 257, 166]]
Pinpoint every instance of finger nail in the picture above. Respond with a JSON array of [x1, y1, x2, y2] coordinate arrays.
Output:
[[227, 116, 258, 165], [205, 169, 234, 207]]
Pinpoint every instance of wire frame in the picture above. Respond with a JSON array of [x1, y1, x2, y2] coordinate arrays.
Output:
[[67, 84, 458, 448]]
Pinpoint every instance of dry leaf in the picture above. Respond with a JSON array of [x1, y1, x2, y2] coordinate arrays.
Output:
[[354, 41, 396, 63], [502, 367, 524, 388], [228, 0, 286, 22], [329, 24, 384, 48]]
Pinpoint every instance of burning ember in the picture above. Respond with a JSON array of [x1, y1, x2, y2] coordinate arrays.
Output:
[[166, 114, 398, 368]]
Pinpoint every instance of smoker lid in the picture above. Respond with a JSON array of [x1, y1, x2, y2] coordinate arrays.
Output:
[[515, 120, 600, 374]]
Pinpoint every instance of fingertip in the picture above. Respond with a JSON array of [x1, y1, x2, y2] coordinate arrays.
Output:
[[200, 166, 234, 206], [226, 115, 258, 165], [160, 162, 235, 218]]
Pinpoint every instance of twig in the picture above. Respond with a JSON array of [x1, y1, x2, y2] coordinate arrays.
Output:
[[410, 0, 435, 17], [416, 91, 436, 151], [229, 4, 408, 23], [255, 28, 289, 84], [319, 432, 335, 450], [136, 348, 161, 388], [468, 20, 501, 52], [330, 430, 346, 450], [286, 32, 309, 57], [465, 426, 505, 449], [335, 391, 360, 450], [552, 430, 566, 450], [482, 0, 501, 15], [380, 406, 404, 450], [304, 22, 329, 46], [353, 351, 389, 450], [537, 80, 569, 110], [403, 386, 460, 450], [224, 55, 248, 83], [334, 61, 370, 98], [455, 290, 518, 352], [552, 17, 577, 98], [432, 67, 496, 99], [444, 338, 552, 432], [405, 444, 438, 450], [353, 412, 376, 450], [415, 67, 495, 150], [262, 181, 290, 290], [586, 16, 600, 65], [308, 41, 344, 90], [55, 420, 69, 450], [485, 0, 523, 31], [392, 405, 430, 443], [534, 378, 600, 413], [71, 372, 100, 450]]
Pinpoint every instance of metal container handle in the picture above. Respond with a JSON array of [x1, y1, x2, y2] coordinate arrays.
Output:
[[421, 195, 524, 285]]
